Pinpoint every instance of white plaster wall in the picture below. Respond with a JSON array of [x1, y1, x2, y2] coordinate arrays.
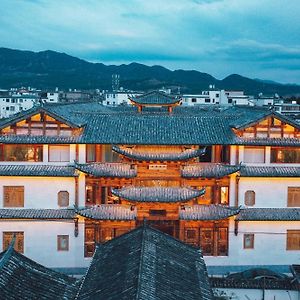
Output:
[[0, 177, 76, 208], [0, 220, 90, 269], [78, 144, 86, 164], [239, 177, 300, 208], [213, 288, 299, 300], [78, 173, 86, 207], [205, 220, 300, 267]]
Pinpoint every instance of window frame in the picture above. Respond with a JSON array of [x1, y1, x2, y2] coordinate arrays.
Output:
[[286, 230, 300, 250], [57, 235, 69, 251], [243, 233, 254, 249], [48, 144, 70, 162], [3, 231, 24, 253], [244, 190, 255, 206], [3, 186, 24, 207], [287, 187, 300, 207], [57, 191, 69, 207]]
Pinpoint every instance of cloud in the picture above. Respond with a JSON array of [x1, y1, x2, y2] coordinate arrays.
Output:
[[0, 0, 299, 83]]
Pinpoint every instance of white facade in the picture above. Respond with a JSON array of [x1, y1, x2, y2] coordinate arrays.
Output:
[[182, 90, 251, 106], [0, 94, 37, 118], [103, 92, 142, 106], [41, 92, 60, 103]]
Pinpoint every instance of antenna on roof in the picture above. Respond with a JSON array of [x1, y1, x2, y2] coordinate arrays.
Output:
[[112, 74, 120, 92]]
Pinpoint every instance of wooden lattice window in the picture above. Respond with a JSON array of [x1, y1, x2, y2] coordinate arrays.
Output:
[[84, 226, 95, 257], [288, 187, 300, 207], [3, 232, 24, 253], [3, 186, 24, 207], [244, 190, 255, 206], [244, 233, 254, 249], [287, 230, 300, 250], [57, 235, 69, 251], [58, 191, 69, 207]]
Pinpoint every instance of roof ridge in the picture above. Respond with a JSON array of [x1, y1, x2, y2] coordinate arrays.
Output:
[[0, 237, 16, 270], [135, 224, 148, 300]]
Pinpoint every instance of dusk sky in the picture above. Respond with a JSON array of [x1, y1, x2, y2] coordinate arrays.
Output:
[[1, 0, 300, 84]]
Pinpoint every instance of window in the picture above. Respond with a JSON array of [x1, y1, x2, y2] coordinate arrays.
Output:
[[271, 148, 300, 163], [205, 98, 210, 103], [288, 187, 300, 207], [186, 229, 196, 239], [244, 190, 255, 206], [228, 98, 233, 104], [244, 147, 265, 163], [86, 144, 96, 162], [287, 230, 300, 250], [58, 191, 69, 207], [191, 98, 197, 103], [48, 145, 70, 162], [3, 186, 24, 207], [57, 235, 69, 251], [3, 232, 24, 253], [85, 226, 95, 257], [0, 145, 43, 162], [220, 186, 229, 204], [244, 234, 254, 249]]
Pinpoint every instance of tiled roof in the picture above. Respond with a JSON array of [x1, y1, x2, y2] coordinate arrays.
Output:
[[0, 244, 78, 299], [240, 166, 300, 177], [0, 134, 80, 144], [236, 208, 300, 221], [76, 225, 213, 300], [112, 186, 206, 203], [291, 265, 300, 284], [0, 102, 299, 146], [0, 209, 75, 219], [75, 162, 137, 178], [0, 165, 78, 177], [210, 277, 298, 291], [236, 137, 300, 147], [77, 205, 136, 220], [180, 205, 240, 220], [112, 145, 206, 161], [82, 113, 236, 145], [129, 91, 181, 105], [182, 163, 240, 178]]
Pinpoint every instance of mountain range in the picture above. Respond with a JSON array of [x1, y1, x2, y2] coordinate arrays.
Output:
[[0, 47, 300, 96]]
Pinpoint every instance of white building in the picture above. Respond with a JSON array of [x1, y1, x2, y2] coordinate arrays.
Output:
[[103, 91, 142, 106], [0, 97, 299, 279], [182, 89, 251, 106]]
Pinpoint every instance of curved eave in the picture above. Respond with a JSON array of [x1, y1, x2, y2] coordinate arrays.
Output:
[[236, 208, 300, 221], [0, 209, 76, 220], [76, 205, 136, 220], [180, 205, 240, 220], [235, 137, 300, 147], [112, 186, 205, 203], [129, 98, 181, 106], [112, 145, 206, 161], [239, 166, 300, 177], [0, 165, 78, 177], [75, 162, 137, 178], [182, 163, 240, 179]]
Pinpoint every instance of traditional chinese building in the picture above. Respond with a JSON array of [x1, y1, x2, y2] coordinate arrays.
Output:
[[0, 90, 299, 275]]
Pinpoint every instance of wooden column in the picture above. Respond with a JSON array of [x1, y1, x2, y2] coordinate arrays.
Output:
[[214, 145, 222, 163], [235, 176, 240, 207]]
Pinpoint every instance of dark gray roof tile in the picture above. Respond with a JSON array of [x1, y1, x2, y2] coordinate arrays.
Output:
[[113, 145, 206, 161], [76, 225, 213, 300], [236, 208, 300, 221], [112, 186, 206, 203], [240, 166, 300, 177], [0, 245, 78, 299], [182, 163, 240, 178], [130, 91, 180, 105], [0, 165, 78, 177], [0, 209, 75, 219], [180, 205, 240, 220], [75, 162, 137, 178], [77, 205, 136, 220]]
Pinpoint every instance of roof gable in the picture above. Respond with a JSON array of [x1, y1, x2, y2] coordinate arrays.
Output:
[[76, 225, 213, 300]]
